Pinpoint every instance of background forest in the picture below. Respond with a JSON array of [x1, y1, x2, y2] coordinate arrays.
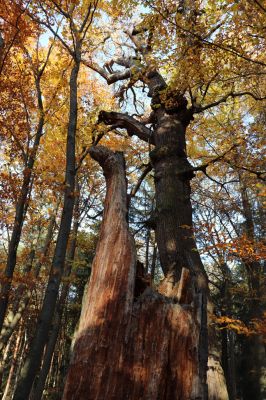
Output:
[[0, 1, 265, 399]]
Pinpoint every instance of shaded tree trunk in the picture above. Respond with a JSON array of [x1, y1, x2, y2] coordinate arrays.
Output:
[[221, 329, 237, 400], [63, 145, 209, 400], [239, 180, 266, 400], [30, 313, 61, 400], [220, 264, 237, 400], [0, 328, 12, 391], [150, 245, 157, 282]]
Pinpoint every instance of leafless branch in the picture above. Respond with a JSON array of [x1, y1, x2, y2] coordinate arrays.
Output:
[[83, 57, 134, 84], [192, 144, 238, 173], [33, 2, 74, 56], [98, 111, 154, 144], [49, 0, 70, 19], [227, 164, 265, 181], [128, 163, 152, 202], [253, 0, 266, 13], [193, 91, 266, 113]]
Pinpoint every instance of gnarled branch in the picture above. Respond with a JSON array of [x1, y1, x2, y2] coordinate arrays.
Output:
[[98, 111, 155, 145]]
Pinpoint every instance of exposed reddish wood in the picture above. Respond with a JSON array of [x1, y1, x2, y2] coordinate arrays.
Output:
[[63, 146, 206, 400]]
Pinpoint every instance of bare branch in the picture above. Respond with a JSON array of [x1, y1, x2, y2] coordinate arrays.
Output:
[[49, 0, 70, 19], [192, 144, 238, 173], [227, 164, 265, 181], [83, 58, 133, 84], [253, 0, 266, 13], [106, 69, 132, 84], [192, 144, 265, 181], [98, 111, 154, 144], [193, 91, 266, 113], [32, 2, 74, 56], [82, 0, 99, 40], [128, 163, 152, 201]]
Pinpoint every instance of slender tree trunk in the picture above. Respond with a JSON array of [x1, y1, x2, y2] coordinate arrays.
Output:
[[222, 330, 237, 400], [2, 323, 22, 400], [0, 328, 12, 391], [145, 228, 151, 273], [239, 180, 266, 400], [31, 194, 79, 400], [34, 202, 59, 278], [219, 263, 237, 400], [150, 245, 157, 282], [30, 313, 61, 400], [63, 145, 209, 400], [13, 58, 80, 400], [0, 75, 45, 331], [207, 333, 229, 400], [0, 210, 57, 353]]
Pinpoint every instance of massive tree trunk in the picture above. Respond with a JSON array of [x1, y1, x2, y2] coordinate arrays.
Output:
[[63, 145, 208, 400], [151, 107, 229, 400], [99, 94, 228, 399]]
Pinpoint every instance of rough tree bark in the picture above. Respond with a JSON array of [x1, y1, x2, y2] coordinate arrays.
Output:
[[98, 104, 227, 400], [63, 145, 209, 400]]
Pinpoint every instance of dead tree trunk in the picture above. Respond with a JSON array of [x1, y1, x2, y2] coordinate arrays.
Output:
[[63, 146, 208, 400]]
